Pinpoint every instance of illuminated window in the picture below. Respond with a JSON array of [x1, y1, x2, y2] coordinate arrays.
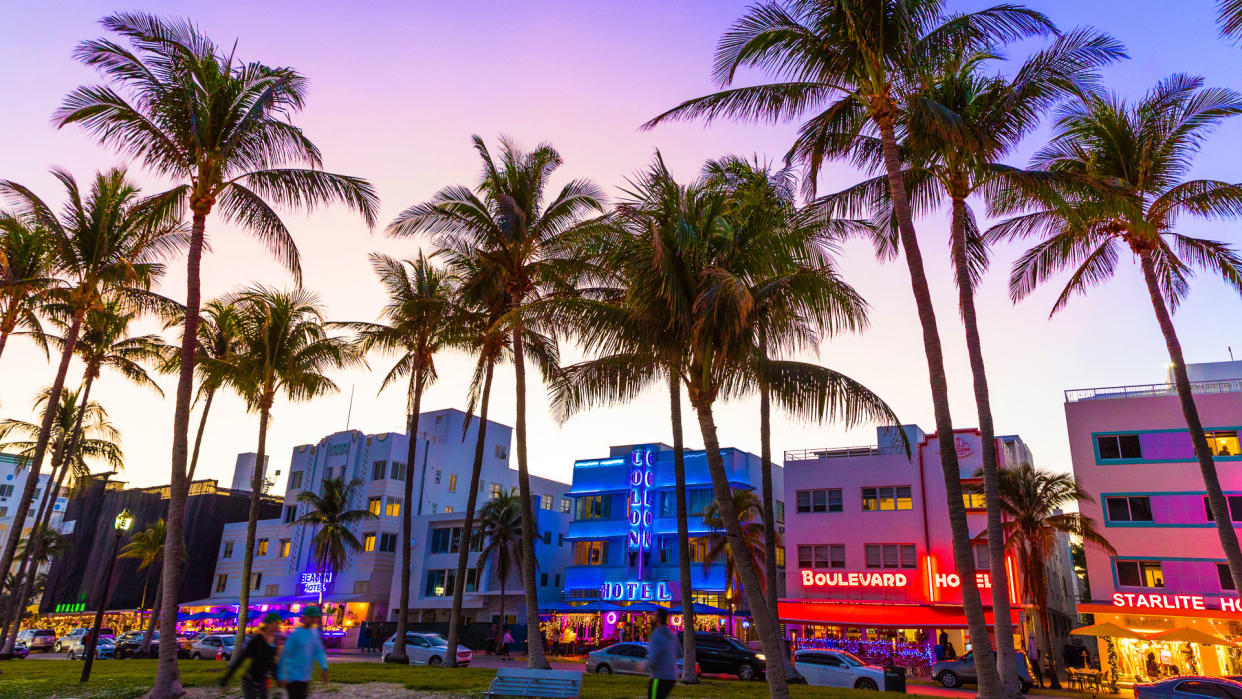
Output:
[[489, 483, 502, 499], [363, 533, 376, 552], [864, 543, 916, 569], [573, 541, 607, 565], [1204, 496, 1242, 522], [560, 498, 571, 514], [215, 574, 227, 593], [1207, 431, 1241, 457], [575, 495, 612, 520], [368, 497, 382, 516], [540, 494, 553, 510], [385, 498, 402, 517], [445, 506, 453, 513], [256, 539, 268, 556], [962, 492, 986, 509], [1106, 496, 1153, 522], [424, 569, 455, 597], [1116, 560, 1164, 588], [862, 486, 912, 511], [279, 540, 290, 558], [1096, 434, 1142, 460], [353, 580, 369, 594], [448, 474, 457, 493], [251, 573, 262, 591]]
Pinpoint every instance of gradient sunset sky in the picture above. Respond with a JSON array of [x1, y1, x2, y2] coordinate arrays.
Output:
[[3, 1, 1240, 489]]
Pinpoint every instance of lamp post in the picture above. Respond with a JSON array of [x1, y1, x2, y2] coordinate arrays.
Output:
[[81, 508, 132, 684]]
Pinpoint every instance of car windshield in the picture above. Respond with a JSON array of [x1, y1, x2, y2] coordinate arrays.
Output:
[[725, 637, 748, 651], [420, 634, 448, 647], [834, 651, 864, 666], [221, 636, 236, 646]]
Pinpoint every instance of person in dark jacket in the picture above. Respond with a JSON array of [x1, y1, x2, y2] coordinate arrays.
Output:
[[220, 612, 282, 699]]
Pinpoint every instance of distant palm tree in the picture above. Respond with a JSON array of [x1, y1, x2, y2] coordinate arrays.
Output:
[[296, 477, 377, 606], [389, 135, 603, 669], [986, 464, 1114, 689], [702, 489, 771, 632], [119, 519, 167, 615], [342, 253, 461, 663], [474, 491, 523, 638], [0, 213, 55, 361], [216, 286, 365, 647], [57, 15, 378, 693], [991, 75, 1242, 594]]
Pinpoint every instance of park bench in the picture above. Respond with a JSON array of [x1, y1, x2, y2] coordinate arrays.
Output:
[[484, 667, 583, 698]]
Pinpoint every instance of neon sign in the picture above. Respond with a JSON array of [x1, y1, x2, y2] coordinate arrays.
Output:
[[627, 447, 655, 555], [600, 581, 673, 602], [801, 570, 909, 588], [954, 437, 974, 458], [300, 570, 333, 595], [1110, 592, 1242, 612]]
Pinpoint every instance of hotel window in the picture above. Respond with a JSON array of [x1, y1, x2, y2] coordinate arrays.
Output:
[[1219, 563, 1236, 591], [1116, 560, 1164, 588], [256, 539, 268, 556], [424, 569, 454, 597], [354, 580, 370, 594], [558, 533, 564, 546], [560, 498, 571, 514], [1203, 496, 1242, 522], [372, 461, 387, 481], [962, 491, 986, 509], [0, 507, 7, 518], [385, 498, 402, 517], [864, 544, 916, 569], [379, 533, 398, 553], [973, 543, 990, 570], [495, 445, 508, 460], [251, 573, 262, 591], [390, 462, 407, 481], [776, 500, 785, 523], [687, 489, 713, 515], [445, 506, 453, 513], [215, 574, 227, 593], [541, 494, 553, 510], [288, 471, 303, 490], [776, 546, 785, 566], [0, 485, 12, 497], [279, 539, 290, 558], [862, 486, 912, 511], [448, 474, 457, 493], [368, 497, 382, 516], [489, 483, 502, 499], [1106, 496, 1153, 522], [223, 541, 234, 559], [798, 544, 845, 569], [797, 489, 840, 513], [575, 495, 612, 520], [541, 573, 549, 587], [465, 569, 478, 593], [284, 505, 297, 523], [1096, 434, 1142, 460], [363, 532, 376, 552], [573, 541, 607, 566], [434, 469, 441, 485], [264, 584, 279, 596], [1208, 431, 1241, 457], [431, 527, 462, 554]]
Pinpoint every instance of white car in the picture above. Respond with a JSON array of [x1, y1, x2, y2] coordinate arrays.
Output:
[[381, 632, 471, 666], [793, 648, 887, 690]]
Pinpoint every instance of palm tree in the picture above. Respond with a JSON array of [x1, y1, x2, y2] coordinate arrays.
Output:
[[0, 168, 175, 658], [702, 489, 770, 634], [1220, 0, 1242, 41], [644, 5, 1062, 694], [474, 491, 524, 641], [295, 477, 377, 606], [388, 135, 604, 669], [986, 464, 1114, 689], [0, 213, 55, 361], [119, 519, 167, 616], [991, 75, 1242, 594], [215, 286, 365, 647], [57, 15, 379, 693], [342, 253, 461, 663]]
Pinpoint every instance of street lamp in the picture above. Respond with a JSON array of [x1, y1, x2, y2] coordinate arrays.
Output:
[[81, 508, 132, 683]]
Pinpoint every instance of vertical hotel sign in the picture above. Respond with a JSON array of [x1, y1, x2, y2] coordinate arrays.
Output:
[[627, 446, 655, 578]]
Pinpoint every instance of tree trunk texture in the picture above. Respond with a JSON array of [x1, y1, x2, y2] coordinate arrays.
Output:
[[509, 327, 548, 669], [142, 572, 162, 657], [690, 395, 790, 699], [875, 119, 1000, 696], [390, 373, 424, 663], [235, 408, 270, 650], [446, 360, 494, 667], [668, 368, 698, 683], [950, 196, 1020, 696], [152, 209, 206, 698], [185, 391, 215, 483]]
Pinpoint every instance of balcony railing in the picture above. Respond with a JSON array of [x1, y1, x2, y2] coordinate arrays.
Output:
[[1064, 379, 1242, 403], [784, 445, 903, 462]]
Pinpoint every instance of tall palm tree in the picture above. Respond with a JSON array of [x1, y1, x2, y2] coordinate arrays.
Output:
[[0, 213, 55, 361], [215, 286, 365, 647], [986, 464, 1114, 689], [119, 519, 167, 615], [702, 489, 770, 634], [57, 15, 378, 693], [474, 491, 524, 641], [1220, 0, 1242, 41], [991, 75, 1242, 594], [295, 477, 377, 606], [388, 135, 603, 669], [0, 169, 176, 659], [342, 253, 461, 663]]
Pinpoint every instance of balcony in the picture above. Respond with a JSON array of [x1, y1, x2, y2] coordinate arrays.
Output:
[[784, 445, 903, 462], [1064, 379, 1242, 403]]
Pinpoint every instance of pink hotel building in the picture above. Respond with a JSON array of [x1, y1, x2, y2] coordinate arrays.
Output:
[[1068, 361, 1242, 679]]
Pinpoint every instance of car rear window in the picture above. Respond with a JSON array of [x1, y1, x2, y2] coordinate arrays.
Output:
[[37, 630, 55, 635]]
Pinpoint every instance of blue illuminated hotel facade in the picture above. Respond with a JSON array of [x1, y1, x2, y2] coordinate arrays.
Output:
[[563, 443, 784, 610]]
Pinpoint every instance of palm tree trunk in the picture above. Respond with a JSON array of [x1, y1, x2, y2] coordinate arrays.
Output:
[[874, 117, 999, 696], [447, 360, 494, 667], [668, 368, 698, 683], [1024, 544, 1059, 689], [0, 443, 61, 639], [498, 573, 506, 650], [1139, 251, 1242, 592], [0, 308, 81, 658], [140, 565, 151, 616], [141, 570, 162, 657], [509, 327, 547, 669], [186, 390, 216, 484], [391, 370, 425, 663], [689, 394, 789, 699], [235, 406, 270, 650], [950, 195, 1019, 696], [153, 210, 206, 699], [0, 330, 9, 362]]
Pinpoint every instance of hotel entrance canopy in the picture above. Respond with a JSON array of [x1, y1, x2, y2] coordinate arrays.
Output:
[[779, 599, 1020, 628]]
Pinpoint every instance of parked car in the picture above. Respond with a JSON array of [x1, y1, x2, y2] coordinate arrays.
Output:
[[585, 642, 697, 677], [189, 634, 235, 660], [381, 632, 471, 666], [932, 650, 1034, 692], [10, 641, 28, 659], [54, 628, 88, 653], [678, 631, 766, 680], [67, 636, 115, 660], [794, 649, 887, 690], [115, 630, 169, 659], [16, 628, 56, 652], [1136, 677, 1242, 699]]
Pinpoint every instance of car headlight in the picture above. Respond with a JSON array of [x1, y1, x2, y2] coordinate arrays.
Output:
[[755, 654, 766, 661]]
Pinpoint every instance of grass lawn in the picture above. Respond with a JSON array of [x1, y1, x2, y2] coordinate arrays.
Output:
[[0, 659, 902, 698]]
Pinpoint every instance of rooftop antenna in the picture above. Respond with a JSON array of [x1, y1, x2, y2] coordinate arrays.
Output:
[[1230, 346, 1235, 362], [345, 384, 355, 430]]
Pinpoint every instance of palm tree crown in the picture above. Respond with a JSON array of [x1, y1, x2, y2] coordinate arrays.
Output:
[[295, 477, 377, 587]]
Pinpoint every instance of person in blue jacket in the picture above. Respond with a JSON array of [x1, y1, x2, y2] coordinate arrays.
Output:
[[277, 605, 329, 699]]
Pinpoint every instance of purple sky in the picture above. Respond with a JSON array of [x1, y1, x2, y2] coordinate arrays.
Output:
[[3, 1, 1241, 489]]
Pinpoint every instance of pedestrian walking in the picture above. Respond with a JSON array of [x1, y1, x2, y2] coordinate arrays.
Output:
[[357, 623, 370, 654], [487, 623, 498, 656], [220, 612, 281, 699], [500, 626, 514, 659], [644, 608, 680, 699], [276, 605, 330, 699]]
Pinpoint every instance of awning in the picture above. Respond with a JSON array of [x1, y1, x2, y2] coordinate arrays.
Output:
[[778, 599, 1019, 628], [1078, 601, 1242, 621], [1070, 622, 1149, 640], [1149, 627, 1231, 646]]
